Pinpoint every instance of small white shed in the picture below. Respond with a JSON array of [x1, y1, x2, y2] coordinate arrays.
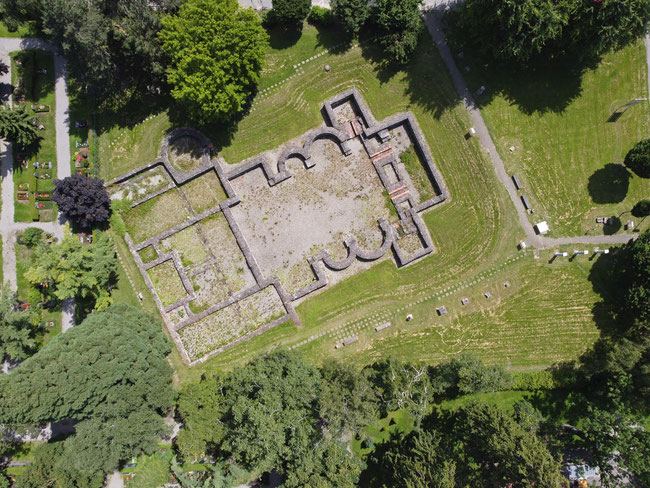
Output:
[[534, 221, 549, 235]]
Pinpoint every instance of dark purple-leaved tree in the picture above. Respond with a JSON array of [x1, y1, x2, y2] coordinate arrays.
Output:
[[52, 174, 111, 229]]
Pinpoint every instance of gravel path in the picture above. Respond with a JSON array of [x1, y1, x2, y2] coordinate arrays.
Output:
[[421, 11, 640, 249], [0, 37, 74, 329]]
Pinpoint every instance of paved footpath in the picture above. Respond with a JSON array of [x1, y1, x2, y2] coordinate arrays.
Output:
[[421, 9, 639, 249], [0, 37, 74, 331]]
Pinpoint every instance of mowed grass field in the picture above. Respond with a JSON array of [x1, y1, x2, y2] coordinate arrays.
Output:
[[462, 40, 650, 237], [96, 22, 607, 383]]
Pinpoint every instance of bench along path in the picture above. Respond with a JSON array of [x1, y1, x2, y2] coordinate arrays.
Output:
[[0, 37, 74, 332], [421, 9, 640, 249]]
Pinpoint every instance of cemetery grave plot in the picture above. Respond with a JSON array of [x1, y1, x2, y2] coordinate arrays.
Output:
[[110, 89, 448, 365]]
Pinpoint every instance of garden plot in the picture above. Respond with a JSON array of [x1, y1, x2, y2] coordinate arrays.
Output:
[[199, 213, 256, 292], [167, 135, 205, 173], [181, 170, 227, 213], [229, 137, 391, 295], [179, 285, 286, 360], [122, 190, 190, 243], [159, 224, 209, 268], [147, 260, 187, 307], [109, 166, 170, 204]]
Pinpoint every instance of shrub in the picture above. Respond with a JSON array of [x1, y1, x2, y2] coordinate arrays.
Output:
[[511, 371, 557, 391], [308, 6, 334, 26], [21, 227, 43, 247]]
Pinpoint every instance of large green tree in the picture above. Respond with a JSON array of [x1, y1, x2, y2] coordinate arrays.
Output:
[[624, 139, 650, 178], [631, 199, 650, 218], [0, 104, 40, 147], [1, 0, 179, 99], [375, 0, 423, 64], [0, 303, 174, 425], [449, 0, 650, 64], [0, 286, 36, 362], [271, 0, 311, 26], [159, 0, 268, 125], [369, 402, 563, 488], [24, 232, 116, 310], [449, 0, 569, 63], [331, 0, 370, 35], [318, 360, 379, 439]]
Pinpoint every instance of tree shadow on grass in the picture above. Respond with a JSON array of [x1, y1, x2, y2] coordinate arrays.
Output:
[[587, 164, 631, 204], [266, 24, 303, 50], [359, 30, 462, 119], [441, 12, 599, 116]]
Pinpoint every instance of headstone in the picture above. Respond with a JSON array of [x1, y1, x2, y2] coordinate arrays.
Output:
[[325, 65, 331, 72], [461, 298, 470, 306], [484, 292, 491, 298], [436, 306, 447, 316], [406, 314, 413, 321]]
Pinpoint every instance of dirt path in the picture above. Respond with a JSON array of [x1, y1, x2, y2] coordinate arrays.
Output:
[[421, 10, 639, 249], [0, 37, 74, 330]]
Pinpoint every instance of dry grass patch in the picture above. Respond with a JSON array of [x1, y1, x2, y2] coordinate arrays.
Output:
[[181, 170, 227, 213], [159, 224, 208, 267], [199, 213, 256, 292], [179, 285, 286, 360], [122, 190, 190, 243], [147, 260, 187, 307]]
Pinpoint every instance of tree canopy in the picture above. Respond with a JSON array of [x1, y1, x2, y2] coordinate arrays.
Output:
[[624, 139, 650, 178], [24, 232, 116, 310], [271, 0, 311, 26], [2, 0, 179, 100], [449, 0, 650, 64], [0, 287, 36, 362], [632, 199, 650, 218], [0, 304, 175, 486], [367, 402, 563, 488], [159, 0, 268, 125], [52, 174, 111, 229], [331, 0, 370, 35], [375, 0, 422, 64], [0, 104, 40, 147]]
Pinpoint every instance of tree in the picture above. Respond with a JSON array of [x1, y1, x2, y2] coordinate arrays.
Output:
[[622, 230, 650, 322], [370, 429, 456, 488], [625, 139, 650, 178], [331, 0, 370, 35], [159, 0, 268, 125], [430, 351, 513, 397], [0, 303, 175, 425], [449, 0, 569, 63], [52, 174, 111, 229], [0, 104, 40, 147], [318, 360, 379, 439], [24, 232, 116, 309], [217, 351, 321, 473], [375, 0, 422, 64], [442, 402, 563, 487], [20, 227, 43, 247], [567, 0, 650, 58], [581, 406, 650, 487], [632, 199, 650, 218], [2, 0, 179, 100], [368, 358, 433, 425], [271, 0, 311, 26], [0, 286, 36, 362]]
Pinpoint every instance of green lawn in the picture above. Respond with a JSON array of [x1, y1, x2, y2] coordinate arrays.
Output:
[[11, 50, 57, 223], [260, 22, 349, 90], [0, 20, 35, 38], [462, 40, 650, 237]]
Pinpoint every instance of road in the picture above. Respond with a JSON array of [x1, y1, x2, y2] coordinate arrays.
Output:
[[421, 9, 639, 249], [0, 37, 74, 330]]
